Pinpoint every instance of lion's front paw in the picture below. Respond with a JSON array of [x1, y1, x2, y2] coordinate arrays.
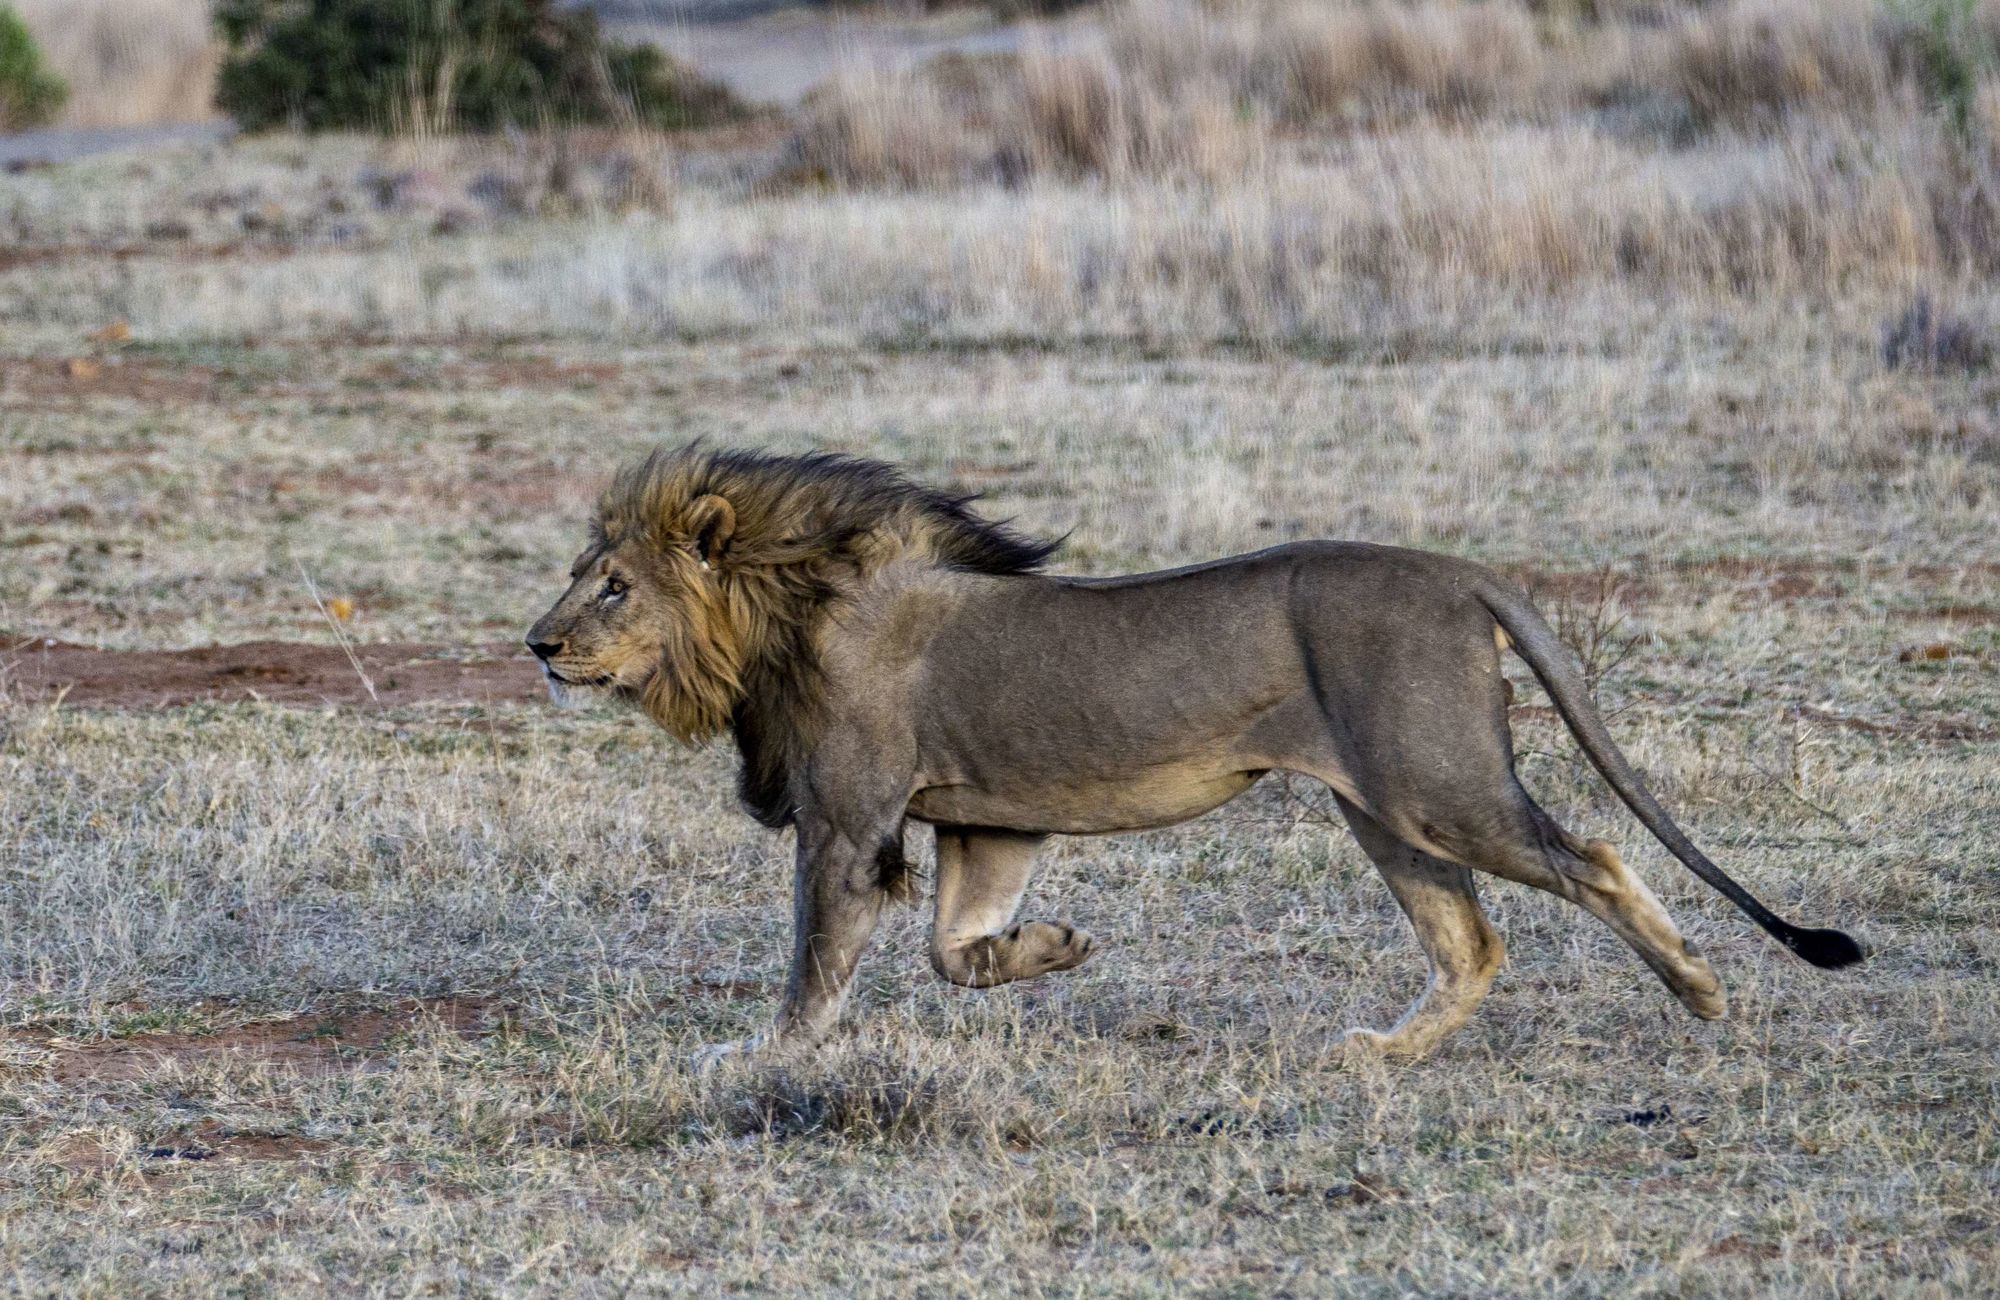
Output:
[[1042, 923, 1096, 974], [691, 1032, 768, 1074]]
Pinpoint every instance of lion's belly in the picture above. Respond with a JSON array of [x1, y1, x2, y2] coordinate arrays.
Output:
[[906, 765, 1264, 835]]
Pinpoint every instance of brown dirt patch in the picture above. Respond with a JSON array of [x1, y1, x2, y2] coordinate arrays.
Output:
[[1920, 604, 2000, 624], [0, 355, 223, 406], [9, 998, 495, 1087], [0, 638, 542, 710], [355, 355, 626, 392], [227, 456, 594, 519], [1509, 701, 1996, 742]]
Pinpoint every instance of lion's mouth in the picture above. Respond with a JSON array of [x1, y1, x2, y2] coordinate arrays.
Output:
[[544, 668, 613, 688]]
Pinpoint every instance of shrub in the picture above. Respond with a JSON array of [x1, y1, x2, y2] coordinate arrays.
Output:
[[785, 68, 991, 188], [213, 0, 742, 133], [0, 2, 65, 130]]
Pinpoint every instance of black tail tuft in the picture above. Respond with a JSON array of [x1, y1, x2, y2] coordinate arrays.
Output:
[[1782, 925, 1866, 969]]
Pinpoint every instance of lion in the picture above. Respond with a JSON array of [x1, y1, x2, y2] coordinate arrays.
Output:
[[527, 445, 1862, 1065]]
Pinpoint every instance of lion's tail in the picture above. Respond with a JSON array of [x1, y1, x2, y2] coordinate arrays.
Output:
[[1477, 579, 1864, 970]]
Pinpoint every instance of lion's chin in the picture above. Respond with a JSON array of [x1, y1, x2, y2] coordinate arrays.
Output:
[[542, 667, 611, 709]]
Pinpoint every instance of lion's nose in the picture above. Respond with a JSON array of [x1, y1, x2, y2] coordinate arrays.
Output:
[[527, 638, 563, 662]]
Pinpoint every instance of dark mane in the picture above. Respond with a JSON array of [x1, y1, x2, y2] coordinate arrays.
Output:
[[599, 445, 1060, 578], [597, 444, 1061, 827]]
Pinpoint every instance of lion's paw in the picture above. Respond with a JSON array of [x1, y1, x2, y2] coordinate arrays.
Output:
[[1045, 924, 1096, 973]]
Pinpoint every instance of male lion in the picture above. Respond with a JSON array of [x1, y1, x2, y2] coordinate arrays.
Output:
[[527, 446, 1862, 1064]]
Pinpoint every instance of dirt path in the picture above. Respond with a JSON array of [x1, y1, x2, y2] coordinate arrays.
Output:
[[0, 638, 542, 709]]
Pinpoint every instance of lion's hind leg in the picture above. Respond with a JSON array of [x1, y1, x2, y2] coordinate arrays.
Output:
[[1335, 798, 1506, 1058], [1535, 829, 1726, 1020], [1440, 799, 1726, 1021], [930, 828, 1096, 988]]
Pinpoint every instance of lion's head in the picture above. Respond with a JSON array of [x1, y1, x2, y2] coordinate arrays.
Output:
[[525, 484, 743, 742], [528, 444, 1059, 816]]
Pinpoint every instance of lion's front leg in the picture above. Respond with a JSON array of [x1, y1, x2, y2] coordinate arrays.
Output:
[[697, 814, 896, 1069]]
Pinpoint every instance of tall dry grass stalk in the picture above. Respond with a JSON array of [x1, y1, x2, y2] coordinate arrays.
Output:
[[786, 65, 991, 188], [14, 0, 220, 129], [786, 40, 1264, 188], [1114, 0, 1550, 124]]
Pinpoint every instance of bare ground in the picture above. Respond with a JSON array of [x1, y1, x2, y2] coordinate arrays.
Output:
[[0, 637, 539, 709]]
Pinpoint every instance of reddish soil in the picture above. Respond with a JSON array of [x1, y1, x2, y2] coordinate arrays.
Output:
[[1509, 701, 1995, 742], [18, 999, 494, 1173], [1786, 705, 1997, 743], [0, 354, 224, 406], [1501, 557, 2000, 610], [0, 637, 543, 710], [9, 998, 496, 1089]]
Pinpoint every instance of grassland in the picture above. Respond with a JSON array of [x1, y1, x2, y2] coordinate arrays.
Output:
[[3, 0, 1999, 1294]]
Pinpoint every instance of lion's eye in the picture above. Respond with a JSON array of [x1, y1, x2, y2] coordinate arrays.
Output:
[[602, 577, 627, 600]]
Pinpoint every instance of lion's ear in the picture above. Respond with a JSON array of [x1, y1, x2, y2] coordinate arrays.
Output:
[[688, 494, 735, 569]]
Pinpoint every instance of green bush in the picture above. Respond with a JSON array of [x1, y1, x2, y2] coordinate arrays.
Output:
[[0, 3, 66, 131], [214, 0, 743, 134]]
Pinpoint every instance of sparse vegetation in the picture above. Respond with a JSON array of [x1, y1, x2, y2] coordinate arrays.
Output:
[[1, 0, 1997, 1293], [1902, 0, 2000, 138]]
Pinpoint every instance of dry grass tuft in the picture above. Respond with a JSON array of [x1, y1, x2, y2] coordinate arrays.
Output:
[[1008, 41, 1262, 181], [1182, 0, 1548, 123], [1665, 0, 1899, 124], [722, 1062, 945, 1142], [785, 67, 992, 188], [13, 0, 219, 129], [783, 0, 2000, 197]]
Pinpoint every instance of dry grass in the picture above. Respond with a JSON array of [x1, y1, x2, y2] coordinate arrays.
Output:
[[12, 0, 220, 129], [1665, 0, 1900, 123], [5, 119, 1992, 349], [786, 65, 994, 188], [1115, 0, 1551, 124], [1, 2, 1999, 1293], [789, 0, 2000, 185]]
